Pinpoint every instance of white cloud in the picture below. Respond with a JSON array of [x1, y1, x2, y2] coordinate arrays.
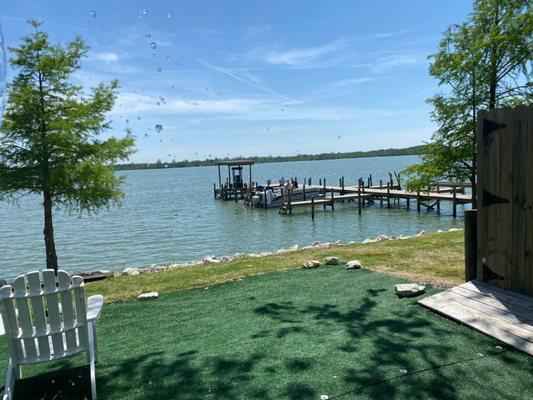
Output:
[[329, 77, 377, 88], [90, 52, 119, 62], [371, 54, 420, 73], [256, 40, 345, 66]]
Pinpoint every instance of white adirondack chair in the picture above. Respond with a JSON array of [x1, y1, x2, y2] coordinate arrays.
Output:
[[0, 270, 103, 400]]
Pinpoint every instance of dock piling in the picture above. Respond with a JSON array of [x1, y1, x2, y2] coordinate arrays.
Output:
[[417, 189, 421, 212], [311, 197, 315, 219], [452, 186, 457, 218], [387, 183, 391, 208]]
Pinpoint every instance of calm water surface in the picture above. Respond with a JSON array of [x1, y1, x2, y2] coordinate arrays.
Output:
[[0, 155, 467, 279]]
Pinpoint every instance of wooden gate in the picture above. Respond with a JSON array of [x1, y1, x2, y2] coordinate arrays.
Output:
[[476, 104, 532, 296]]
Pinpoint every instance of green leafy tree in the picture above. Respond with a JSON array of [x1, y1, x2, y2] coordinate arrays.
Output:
[[403, 0, 532, 206], [0, 20, 135, 271]]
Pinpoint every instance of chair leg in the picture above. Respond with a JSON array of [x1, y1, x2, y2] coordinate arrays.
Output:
[[88, 322, 97, 400], [3, 360, 16, 400], [92, 323, 99, 364]]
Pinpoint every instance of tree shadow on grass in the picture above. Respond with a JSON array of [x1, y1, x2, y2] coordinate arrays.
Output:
[[251, 288, 488, 399]]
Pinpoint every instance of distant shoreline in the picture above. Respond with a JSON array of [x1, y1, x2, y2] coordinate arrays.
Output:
[[114, 145, 425, 171]]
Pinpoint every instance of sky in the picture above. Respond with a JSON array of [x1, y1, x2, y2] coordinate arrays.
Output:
[[0, 0, 473, 163]]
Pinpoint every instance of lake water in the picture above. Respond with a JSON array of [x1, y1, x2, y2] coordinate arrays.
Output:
[[0, 155, 467, 279]]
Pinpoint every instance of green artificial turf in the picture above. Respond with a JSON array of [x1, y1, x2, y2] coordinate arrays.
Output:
[[1, 265, 531, 399]]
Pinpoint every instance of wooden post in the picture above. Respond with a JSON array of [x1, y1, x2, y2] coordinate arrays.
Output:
[[436, 185, 441, 212], [406, 198, 410, 208], [218, 165, 222, 187], [389, 172, 393, 187], [379, 179, 383, 206], [264, 188, 268, 209], [303, 184, 306, 201], [249, 164, 252, 186], [213, 183, 217, 199], [341, 176, 345, 194], [330, 190, 335, 211], [417, 189, 421, 212], [288, 189, 292, 214], [319, 178, 322, 186], [464, 209, 477, 281], [369, 174, 373, 187], [311, 197, 315, 219], [309, 177, 312, 186], [357, 182, 362, 215], [452, 185, 457, 218], [387, 183, 391, 208]]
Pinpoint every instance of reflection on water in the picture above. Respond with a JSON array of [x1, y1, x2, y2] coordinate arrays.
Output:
[[0, 155, 466, 278]]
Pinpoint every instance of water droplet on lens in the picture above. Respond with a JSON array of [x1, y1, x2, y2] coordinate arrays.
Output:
[[149, 42, 157, 49], [155, 124, 163, 132], [145, 33, 151, 38], [139, 7, 149, 18], [166, 11, 172, 18], [165, 55, 171, 61], [90, 10, 97, 18], [156, 67, 162, 72], [399, 369, 408, 374]]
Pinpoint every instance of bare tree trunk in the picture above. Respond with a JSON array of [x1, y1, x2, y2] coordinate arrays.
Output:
[[43, 191, 58, 272]]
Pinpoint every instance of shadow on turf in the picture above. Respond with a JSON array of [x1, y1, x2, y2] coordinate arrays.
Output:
[[3, 287, 523, 400]]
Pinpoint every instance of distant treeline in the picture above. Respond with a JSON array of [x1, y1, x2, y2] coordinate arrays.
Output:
[[114, 145, 425, 171]]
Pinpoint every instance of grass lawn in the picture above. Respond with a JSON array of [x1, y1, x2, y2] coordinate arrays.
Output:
[[87, 231, 466, 303], [2, 255, 531, 399]]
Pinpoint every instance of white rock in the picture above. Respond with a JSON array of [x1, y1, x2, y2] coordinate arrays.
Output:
[[259, 251, 271, 257], [233, 252, 245, 259], [123, 267, 140, 276], [395, 283, 426, 298], [312, 241, 320, 246], [276, 249, 288, 254], [334, 240, 342, 245], [388, 235, 397, 240], [301, 260, 320, 269], [321, 396, 330, 400], [376, 235, 390, 242], [324, 256, 339, 265], [415, 230, 427, 236], [437, 229, 444, 233], [346, 260, 362, 270], [289, 244, 299, 251], [203, 256, 220, 265], [362, 239, 376, 244], [138, 292, 158, 301], [349, 241, 356, 245], [448, 228, 462, 232], [398, 235, 411, 240], [319, 242, 332, 248]]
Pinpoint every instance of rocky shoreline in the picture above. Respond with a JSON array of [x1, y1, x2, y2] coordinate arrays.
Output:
[[82, 227, 463, 280]]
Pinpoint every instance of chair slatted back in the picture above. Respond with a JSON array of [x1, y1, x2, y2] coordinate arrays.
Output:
[[0, 270, 89, 365]]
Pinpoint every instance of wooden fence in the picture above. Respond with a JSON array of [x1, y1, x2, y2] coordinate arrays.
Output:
[[476, 104, 532, 296]]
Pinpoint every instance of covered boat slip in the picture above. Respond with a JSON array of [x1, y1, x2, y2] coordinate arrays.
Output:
[[213, 160, 254, 201], [419, 280, 533, 356]]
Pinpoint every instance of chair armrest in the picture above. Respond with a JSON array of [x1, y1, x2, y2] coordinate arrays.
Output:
[[87, 295, 104, 321]]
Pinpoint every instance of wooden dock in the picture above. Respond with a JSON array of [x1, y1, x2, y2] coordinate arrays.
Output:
[[280, 180, 472, 218], [419, 280, 533, 356]]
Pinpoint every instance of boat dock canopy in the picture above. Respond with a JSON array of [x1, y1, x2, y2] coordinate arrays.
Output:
[[215, 160, 254, 166]]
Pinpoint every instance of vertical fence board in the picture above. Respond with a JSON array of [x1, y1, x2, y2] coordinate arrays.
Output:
[[477, 110, 488, 281], [525, 105, 533, 295], [499, 107, 514, 289], [511, 105, 527, 293]]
